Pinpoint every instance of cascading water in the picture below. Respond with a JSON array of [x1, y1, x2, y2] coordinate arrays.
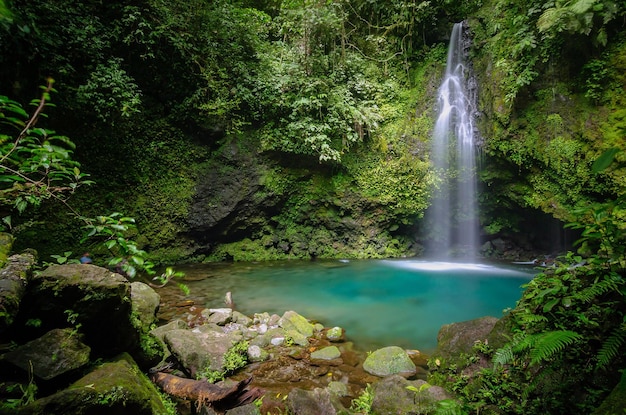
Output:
[[425, 22, 479, 260]]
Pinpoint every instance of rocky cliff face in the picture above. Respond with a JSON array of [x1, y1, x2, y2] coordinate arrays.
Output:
[[183, 141, 421, 262]]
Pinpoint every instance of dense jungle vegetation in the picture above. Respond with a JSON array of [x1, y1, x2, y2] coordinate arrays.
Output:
[[1, 0, 625, 413]]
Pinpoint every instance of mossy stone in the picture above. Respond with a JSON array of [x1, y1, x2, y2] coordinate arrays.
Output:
[[363, 346, 416, 377], [17, 353, 171, 415]]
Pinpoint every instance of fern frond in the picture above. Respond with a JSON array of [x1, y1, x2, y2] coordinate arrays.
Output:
[[493, 332, 528, 368], [574, 278, 619, 303], [596, 326, 626, 369], [493, 345, 515, 368], [537, 8, 561, 33], [528, 330, 582, 366], [568, 0, 596, 14], [519, 313, 548, 325]]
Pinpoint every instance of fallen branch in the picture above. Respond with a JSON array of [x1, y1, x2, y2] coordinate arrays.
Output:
[[151, 372, 263, 413]]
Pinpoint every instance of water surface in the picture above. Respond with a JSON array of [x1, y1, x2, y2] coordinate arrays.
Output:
[[159, 259, 535, 352]]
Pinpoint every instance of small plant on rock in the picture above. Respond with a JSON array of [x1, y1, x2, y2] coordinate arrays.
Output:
[[350, 383, 373, 414], [196, 341, 249, 383]]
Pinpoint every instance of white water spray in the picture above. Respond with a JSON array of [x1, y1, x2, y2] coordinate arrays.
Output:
[[425, 22, 479, 260]]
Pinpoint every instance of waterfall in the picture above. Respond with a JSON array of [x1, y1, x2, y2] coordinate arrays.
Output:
[[425, 22, 479, 260]]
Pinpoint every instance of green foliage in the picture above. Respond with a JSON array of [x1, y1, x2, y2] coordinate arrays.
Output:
[[434, 399, 467, 415], [350, 383, 373, 414], [537, 0, 623, 47], [432, 236, 625, 414], [76, 58, 142, 124], [257, 49, 388, 162], [582, 58, 612, 103], [566, 198, 626, 268], [596, 322, 626, 369], [592, 147, 621, 173], [493, 330, 583, 367], [46, 251, 80, 265], [352, 156, 434, 214], [152, 267, 189, 296], [0, 80, 92, 215], [406, 382, 438, 414], [0, 363, 37, 411], [80, 213, 154, 279], [95, 385, 128, 407], [196, 341, 249, 384]]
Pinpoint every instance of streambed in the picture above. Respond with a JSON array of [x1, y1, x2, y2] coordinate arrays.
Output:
[[157, 259, 535, 352]]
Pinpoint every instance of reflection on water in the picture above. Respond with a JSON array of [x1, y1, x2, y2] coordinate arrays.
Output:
[[157, 259, 535, 352]]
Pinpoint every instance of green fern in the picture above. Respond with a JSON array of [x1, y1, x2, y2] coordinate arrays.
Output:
[[493, 330, 582, 368], [596, 325, 626, 369], [493, 332, 527, 367], [573, 277, 619, 303], [527, 330, 582, 366], [492, 344, 515, 367], [518, 312, 548, 326], [434, 399, 466, 415]]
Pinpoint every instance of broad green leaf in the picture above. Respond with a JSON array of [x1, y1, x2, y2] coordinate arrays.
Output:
[[543, 297, 560, 313], [131, 255, 144, 266], [592, 148, 620, 173]]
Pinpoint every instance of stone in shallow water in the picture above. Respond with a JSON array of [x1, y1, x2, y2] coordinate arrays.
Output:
[[362, 346, 416, 377], [285, 329, 309, 346], [202, 307, 233, 325], [279, 310, 314, 337], [325, 326, 344, 342], [4, 328, 90, 380], [247, 344, 269, 363], [310, 346, 341, 361]]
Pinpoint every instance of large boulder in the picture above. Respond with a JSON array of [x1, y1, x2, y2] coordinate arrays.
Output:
[[0, 252, 36, 332], [163, 324, 244, 378], [13, 353, 171, 415], [362, 346, 416, 377], [130, 281, 160, 327], [16, 264, 137, 355], [435, 316, 499, 359], [2, 328, 90, 381], [371, 375, 453, 415], [287, 387, 345, 415]]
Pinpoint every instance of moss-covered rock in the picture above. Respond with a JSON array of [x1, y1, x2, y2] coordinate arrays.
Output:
[[0, 233, 14, 267], [0, 252, 36, 332], [592, 373, 626, 415], [16, 264, 136, 356], [163, 325, 244, 378], [14, 353, 173, 415], [287, 387, 346, 415], [130, 282, 160, 327], [310, 346, 341, 361], [3, 328, 90, 381], [434, 316, 499, 361], [371, 376, 453, 415], [362, 346, 416, 377], [278, 311, 314, 338]]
